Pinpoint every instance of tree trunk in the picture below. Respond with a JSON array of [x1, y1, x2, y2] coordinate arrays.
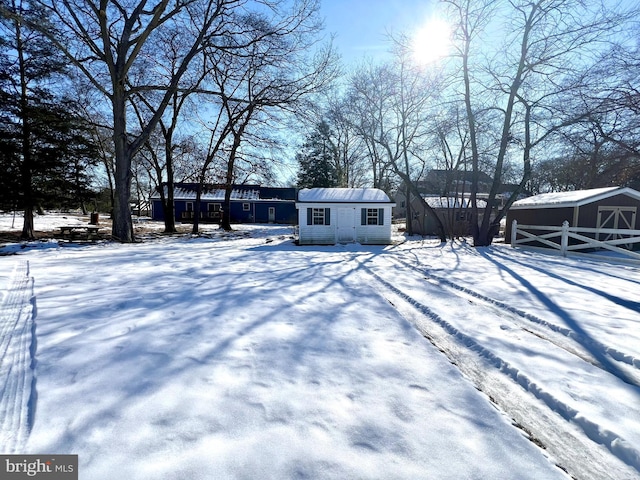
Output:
[[16, 9, 34, 240], [221, 125, 247, 232], [111, 90, 134, 242], [191, 183, 202, 235], [162, 187, 177, 233], [157, 180, 177, 233], [473, 223, 500, 247], [163, 139, 177, 233], [20, 206, 34, 240], [220, 187, 232, 231], [404, 183, 413, 236]]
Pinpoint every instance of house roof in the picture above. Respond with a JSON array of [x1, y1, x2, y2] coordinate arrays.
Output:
[[409, 170, 494, 196], [423, 196, 487, 209], [297, 188, 393, 203], [176, 186, 260, 201], [510, 186, 640, 209], [150, 183, 294, 202]]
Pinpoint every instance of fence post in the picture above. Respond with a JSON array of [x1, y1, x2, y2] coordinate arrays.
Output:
[[560, 220, 569, 256], [511, 220, 518, 247]]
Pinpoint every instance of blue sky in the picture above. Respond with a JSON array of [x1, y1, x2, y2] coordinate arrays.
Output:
[[320, 0, 639, 66], [320, 0, 439, 63]]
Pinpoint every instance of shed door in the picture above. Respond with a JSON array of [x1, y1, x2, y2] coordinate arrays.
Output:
[[268, 207, 276, 223], [597, 206, 637, 247], [337, 208, 355, 243]]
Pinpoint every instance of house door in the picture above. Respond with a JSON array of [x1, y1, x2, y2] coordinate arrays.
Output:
[[597, 206, 637, 248], [337, 208, 355, 243], [268, 207, 276, 223]]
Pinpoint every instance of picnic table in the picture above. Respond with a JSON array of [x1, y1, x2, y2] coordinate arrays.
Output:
[[59, 225, 100, 241]]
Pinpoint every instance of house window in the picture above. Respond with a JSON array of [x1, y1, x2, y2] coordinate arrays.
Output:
[[362, 208, 384, 225], [186, 202, 193, 212], [243, 203, 250, 211], [207, 203, 221, 218], [307, 208, 331, 225]]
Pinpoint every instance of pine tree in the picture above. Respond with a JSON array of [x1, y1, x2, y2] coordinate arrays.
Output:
[[296, 121, 339, 188], [0, 0, 94, 237]]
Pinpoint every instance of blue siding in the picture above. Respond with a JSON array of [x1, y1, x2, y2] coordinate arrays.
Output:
[[151, 197, 296, 224], [151, 199, 164, 221]]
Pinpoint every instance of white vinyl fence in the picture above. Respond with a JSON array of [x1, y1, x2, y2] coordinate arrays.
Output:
[[510, 220, 640, 261]]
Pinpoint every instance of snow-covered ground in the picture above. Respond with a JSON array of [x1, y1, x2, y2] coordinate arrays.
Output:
[[1, 213, 639, 480]]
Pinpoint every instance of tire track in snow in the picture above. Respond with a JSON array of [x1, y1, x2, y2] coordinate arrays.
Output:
[[0, 261, 37, 453], [363, 262, 640, 480], [391, 256, 640, 380]]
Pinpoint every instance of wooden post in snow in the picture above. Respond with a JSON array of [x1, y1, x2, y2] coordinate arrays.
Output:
[[560, 220, 569, 256]]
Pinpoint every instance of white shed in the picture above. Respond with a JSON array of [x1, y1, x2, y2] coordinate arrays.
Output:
[[295, 188, 396, 245]]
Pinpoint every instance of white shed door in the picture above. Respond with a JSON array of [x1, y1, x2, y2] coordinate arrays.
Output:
[[337, 208, 355, 243]]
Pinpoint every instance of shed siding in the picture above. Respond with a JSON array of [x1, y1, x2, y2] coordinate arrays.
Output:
[[355, 224, 391, 244], [298, 224, 336, 244], [505, 207, 574, 244], [506, 190, 640, 246], [296, 204, 393, 245], [577, 194, 639, 228]]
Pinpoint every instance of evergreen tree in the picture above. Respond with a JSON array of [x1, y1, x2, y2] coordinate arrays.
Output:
[[0, 0, 95, 237], [296, 121, 339, 188]]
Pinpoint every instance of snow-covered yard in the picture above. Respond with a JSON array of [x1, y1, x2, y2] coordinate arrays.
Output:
[[1, 213, 639, 479]]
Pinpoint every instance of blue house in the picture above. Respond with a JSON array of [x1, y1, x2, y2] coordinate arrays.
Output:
[[151, 183, 297, 224]]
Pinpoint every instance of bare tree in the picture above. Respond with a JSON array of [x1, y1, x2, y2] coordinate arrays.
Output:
[[343, 61, 397, 192], [343, 55, 447, 240], [13, 0, 247, 241], [131, 73, 204, 232], [188, 0, 337, 232], [444, 0, 638, 246]]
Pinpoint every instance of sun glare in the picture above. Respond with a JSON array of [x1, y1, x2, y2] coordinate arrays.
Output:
[[411, 19, 451, 65]]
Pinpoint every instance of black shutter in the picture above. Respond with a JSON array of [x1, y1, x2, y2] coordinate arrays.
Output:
[[361, 208, 366, 225], [379, 208, 384, 225], [307, 208, 312, 225], [325, 208, 331, 225]]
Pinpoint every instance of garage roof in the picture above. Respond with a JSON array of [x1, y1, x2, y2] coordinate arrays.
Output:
[[510, 187, 640, 209]]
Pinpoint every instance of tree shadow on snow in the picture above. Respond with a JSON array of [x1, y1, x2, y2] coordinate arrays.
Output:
[[478, 249, 639, 388], [488, 248, 640, 315]]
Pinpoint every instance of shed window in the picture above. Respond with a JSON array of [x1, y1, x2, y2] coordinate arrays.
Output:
[[361, 208, 384, 225], [307, 208, 331, 225], [243, 203, 250, 211]]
